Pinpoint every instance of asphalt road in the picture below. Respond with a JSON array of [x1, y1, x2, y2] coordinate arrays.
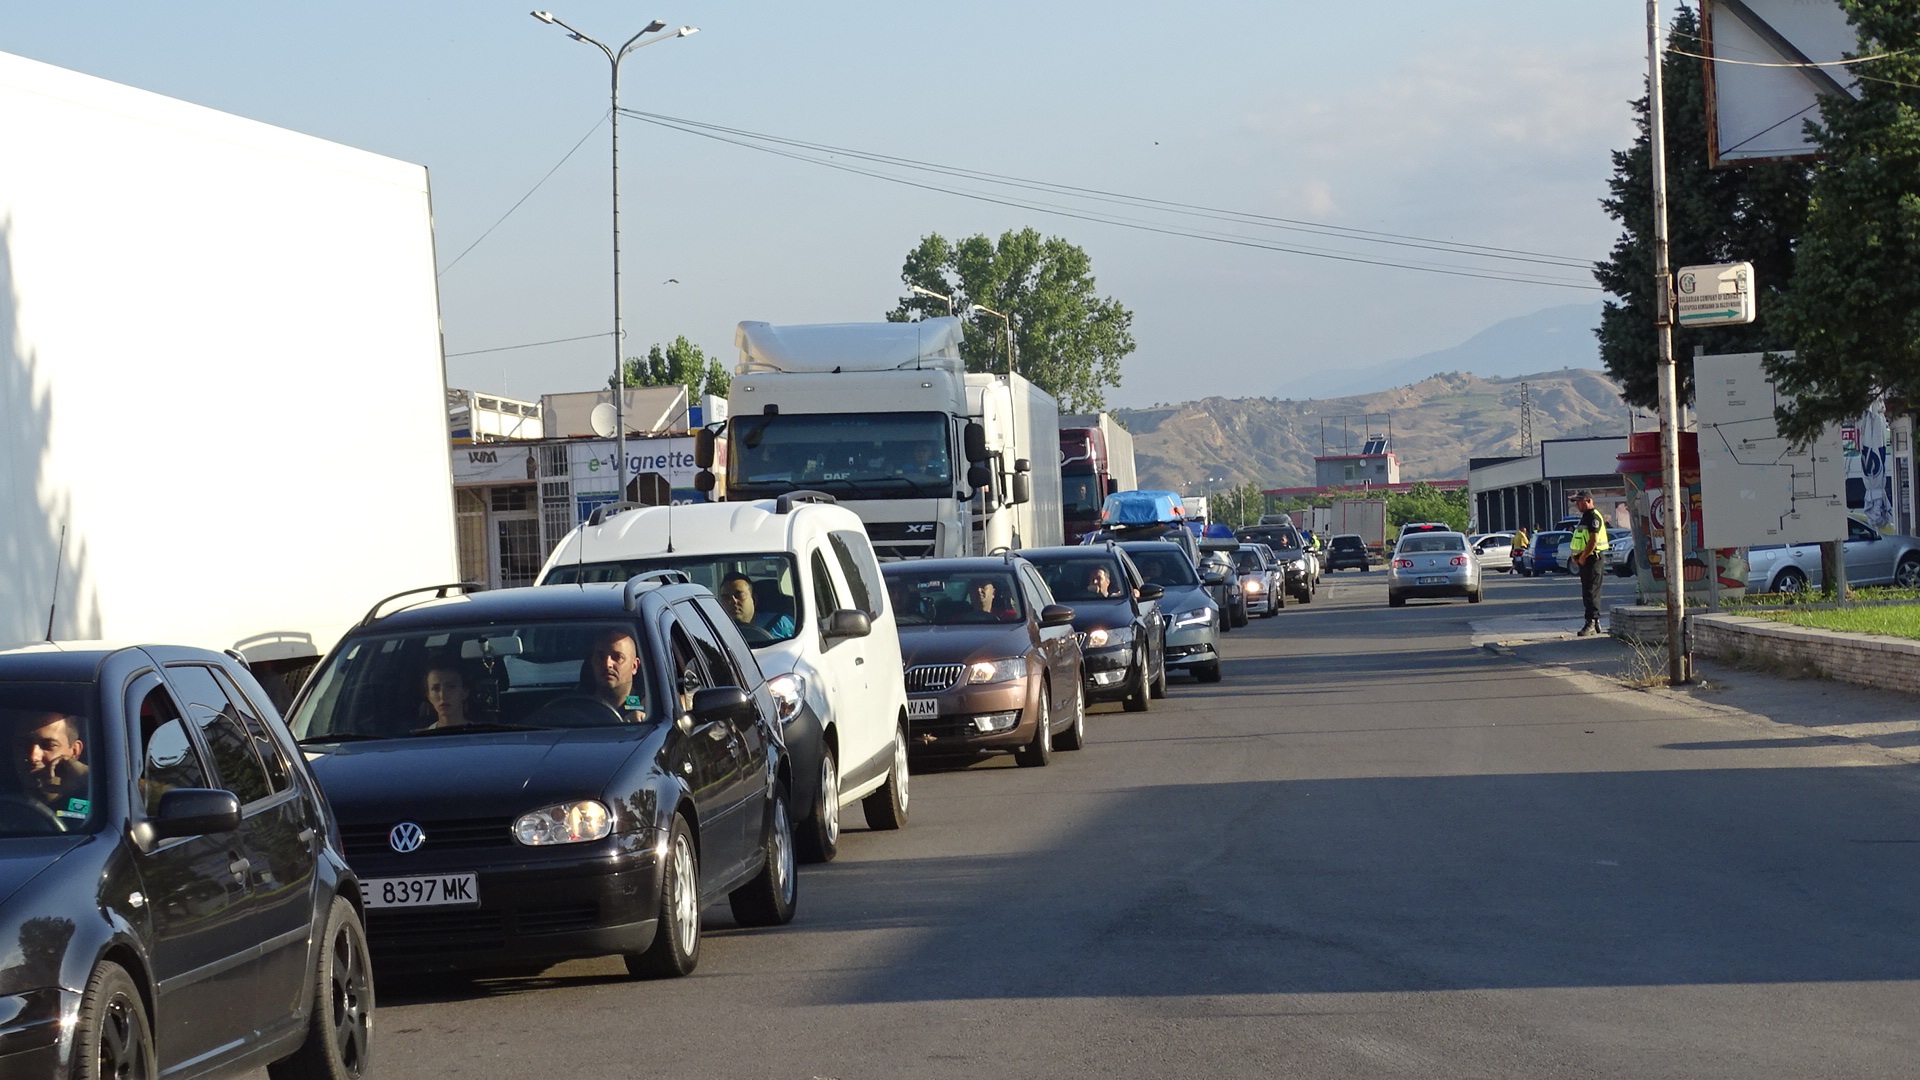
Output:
[[364, 567, 1920, 1080]]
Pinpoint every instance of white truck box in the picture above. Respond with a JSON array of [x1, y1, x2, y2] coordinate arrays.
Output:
[[0, 51, 456, 674]]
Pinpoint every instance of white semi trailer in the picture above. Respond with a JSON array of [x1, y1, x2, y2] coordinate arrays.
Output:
[[715, 318, 1062, 558], [0, 50, 457, 696]]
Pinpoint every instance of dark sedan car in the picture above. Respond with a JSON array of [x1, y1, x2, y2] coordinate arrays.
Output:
[[287, 579, 797, 979], [0, 644, 370, 1080], [1021, 545, 1168, 711], [1118, 541, 1223, 682], [1235, 525, 1317, 603], [883, 556, 1085, 766]]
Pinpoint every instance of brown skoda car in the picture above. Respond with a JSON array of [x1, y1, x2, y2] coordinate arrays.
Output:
[[881, 556, 1085, 767]]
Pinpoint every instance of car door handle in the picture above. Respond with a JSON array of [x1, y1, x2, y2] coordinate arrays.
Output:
[[297, 828, 316, 844]]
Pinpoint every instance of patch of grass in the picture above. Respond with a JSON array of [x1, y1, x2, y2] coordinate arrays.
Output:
[[1753, 603, 1920, 641], [1723, 585, 1920, 609]]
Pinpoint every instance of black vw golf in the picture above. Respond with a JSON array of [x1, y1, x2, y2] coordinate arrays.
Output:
[[287, 578, 797, 978], [1019, 545, 1167, 711]]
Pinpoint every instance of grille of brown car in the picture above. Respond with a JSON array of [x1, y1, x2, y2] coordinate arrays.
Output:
[[904, 664, 966, 693]]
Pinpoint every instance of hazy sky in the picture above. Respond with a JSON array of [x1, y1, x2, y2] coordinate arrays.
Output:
[[4, 1, 1648, 408]]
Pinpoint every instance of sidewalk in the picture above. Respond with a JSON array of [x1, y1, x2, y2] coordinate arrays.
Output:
[[1484, 630, 1920, 767]]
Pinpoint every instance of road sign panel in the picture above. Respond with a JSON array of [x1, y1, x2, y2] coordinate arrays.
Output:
[[1675, 262, 1756, 327]]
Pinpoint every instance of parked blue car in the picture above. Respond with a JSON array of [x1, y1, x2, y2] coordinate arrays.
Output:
[[1516, 530, 1572, 576]]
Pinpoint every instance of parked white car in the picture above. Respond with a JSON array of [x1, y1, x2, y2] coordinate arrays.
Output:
[[537, 495, 912, 862], [1469, 532, 1515, 573], [1745, 517, 1920, 592]]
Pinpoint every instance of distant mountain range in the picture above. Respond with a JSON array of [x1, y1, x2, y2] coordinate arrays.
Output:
[[1275, 302, 1604, 400], [1115, 366, 1630, 493]]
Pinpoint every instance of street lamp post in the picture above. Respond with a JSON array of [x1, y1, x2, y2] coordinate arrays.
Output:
[[531, 11, 697, 500], [910, 285, 954, 315], [970, 304, 1015, 377]]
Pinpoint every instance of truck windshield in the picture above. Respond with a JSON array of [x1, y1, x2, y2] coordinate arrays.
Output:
[[729, 412, 951, 500], [1061, 473, 1103, 517]]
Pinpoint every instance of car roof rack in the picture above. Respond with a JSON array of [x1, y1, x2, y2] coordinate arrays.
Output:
[[587, 501, 651, 527], [624, 569, 693, 611], [359, 582, 484, 627], [773, 491, 837, 514]]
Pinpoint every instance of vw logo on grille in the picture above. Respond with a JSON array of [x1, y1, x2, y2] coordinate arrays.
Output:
[[388, 822, 426, 853]]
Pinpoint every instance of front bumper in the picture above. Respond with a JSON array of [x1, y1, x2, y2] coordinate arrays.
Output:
[[906, 679, 1036, 755], [0, 987, 77, 1073], [1162, 618, 1220, 669], [356, 833, 664, 970], [1079, 643, 1136, 701]]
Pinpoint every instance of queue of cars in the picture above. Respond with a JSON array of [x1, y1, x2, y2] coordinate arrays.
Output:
[[0, 491, 1279, 1077]]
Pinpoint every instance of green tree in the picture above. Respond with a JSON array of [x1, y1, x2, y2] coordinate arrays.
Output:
[[1771, 2, 1920, 441], [887, 228, 1135, 412], [1386, 484, 1470, 532], [614, 335, 731, 401], [1594, 5, 1812, 409]]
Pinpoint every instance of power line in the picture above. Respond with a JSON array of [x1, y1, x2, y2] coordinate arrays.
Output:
[[446, 331, 615, 358], [437, 110, 609, 277], [622, 108, 1597, 270], [621, 110, 1599, 291]]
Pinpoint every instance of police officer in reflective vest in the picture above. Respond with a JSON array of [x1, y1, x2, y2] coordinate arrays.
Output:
[[1569, 490, 1611, 636]]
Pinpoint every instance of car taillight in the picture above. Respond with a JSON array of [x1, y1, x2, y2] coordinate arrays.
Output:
[[1450, 556, 1468, 566], [1394, 559, 1413, 569]]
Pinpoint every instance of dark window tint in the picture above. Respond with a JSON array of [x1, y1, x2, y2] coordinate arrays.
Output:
[[828, 530, 885, 617], [695, 597, 764, 686], [811, 550, 842, 615], [675, 602, 741, 689], [132, 681, 210, 817], [166, 666, 273, 804], [208, 667, 292, 792], [1848, 519, 1877, 542]]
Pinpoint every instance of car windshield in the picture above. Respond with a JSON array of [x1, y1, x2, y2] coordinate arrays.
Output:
[[727, 411, 951, 500], [1399, 535, 1466, 554], [1028, 556, 1130, 601], [1124, 547, 1200, 587], [0, 682, 100, 837], [1232, 550, 1265, 572], [541, 553, 800, 645], [1239, 528, 1299, 551], [288, 620, 659, 742], [882, 568, 1026, 626]]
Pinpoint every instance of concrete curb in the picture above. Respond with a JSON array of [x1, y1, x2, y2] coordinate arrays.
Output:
[[1692, 612, 1920, 697]]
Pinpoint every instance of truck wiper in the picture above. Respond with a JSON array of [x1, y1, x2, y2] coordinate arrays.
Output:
[[850, 475, 938, 498]]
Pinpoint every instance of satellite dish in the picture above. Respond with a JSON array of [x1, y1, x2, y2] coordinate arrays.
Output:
[[589, 402, 618, 439]]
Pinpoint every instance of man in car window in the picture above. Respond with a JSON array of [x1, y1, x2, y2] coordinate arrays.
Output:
[[968, 578, 1018, 620], [720, 573, 797, 638], [580, 629, 646, 719], [12, 712, 89, 823], [1085, 564, 1121, 598]]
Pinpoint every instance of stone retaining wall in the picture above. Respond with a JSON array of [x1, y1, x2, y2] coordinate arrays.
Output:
[[1690, 612, 1920, 695]]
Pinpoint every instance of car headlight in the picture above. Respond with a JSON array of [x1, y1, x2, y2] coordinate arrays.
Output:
[[514, 800, 612, 846], [1173, 608, 1213, 628], [767, 672, 805, 724], [1082, 626, 1132, 649], [1241, 578, 1263, 593], [967, 657, 1028, 684]]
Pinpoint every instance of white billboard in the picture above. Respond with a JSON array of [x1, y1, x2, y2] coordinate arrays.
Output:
[[1702, 0, 1861, 165], [1695, 352, 1846, 546]]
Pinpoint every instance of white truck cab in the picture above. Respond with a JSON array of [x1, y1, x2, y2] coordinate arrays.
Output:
[[536, 495, 911, 861]]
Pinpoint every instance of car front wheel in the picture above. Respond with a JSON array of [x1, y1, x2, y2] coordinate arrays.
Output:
[[730, 787, 798, 927], [268, 896, 373, 1080], [1015, 683, 1054, 767], [75, 962, 156, 1080], [861, 721, 910, 830], [795, 742, 838, 864], [627, 816, 700, 978]]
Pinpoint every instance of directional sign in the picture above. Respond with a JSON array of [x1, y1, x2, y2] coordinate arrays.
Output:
[[1675, 262, 1756, 327]]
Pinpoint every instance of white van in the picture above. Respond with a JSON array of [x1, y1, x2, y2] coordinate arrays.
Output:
[[537, 495, 911, 861]]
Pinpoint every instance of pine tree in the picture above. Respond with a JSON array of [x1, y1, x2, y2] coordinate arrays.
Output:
[[1771, 2, 1920, 441], [1594, 5, 1811, 409]]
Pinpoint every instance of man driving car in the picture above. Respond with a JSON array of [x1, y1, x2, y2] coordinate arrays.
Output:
[[12, 712, 89, 823], [720, 572, 796, 637]]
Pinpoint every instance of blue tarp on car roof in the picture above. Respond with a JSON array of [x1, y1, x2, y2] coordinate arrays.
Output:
[[1101, 490, 1185, 527]]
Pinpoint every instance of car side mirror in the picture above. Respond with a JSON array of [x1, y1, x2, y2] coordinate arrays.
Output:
[[694, 428, 716, 469], [1105, 478, 1119, 497], [690, 686, 757, 725], [967, 463, 992, 491], [150, 789, 242, 841], [1011, 472, 1032, 506], [1201, 568, 1228, 585], [823, 609, 872, 641], [1040, 603, 1076, 628], [693, 471, 715, 494], [1137, 583, 1165, 601]]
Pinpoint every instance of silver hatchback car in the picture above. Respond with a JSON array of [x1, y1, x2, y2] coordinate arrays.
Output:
[[1388, 531, 1483, 606]]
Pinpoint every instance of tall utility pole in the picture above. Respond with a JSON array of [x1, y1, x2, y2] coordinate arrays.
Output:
[[1647, 1, 1689, 683], [1518, 381, 1535, 456], [531, 12, 697, 501]]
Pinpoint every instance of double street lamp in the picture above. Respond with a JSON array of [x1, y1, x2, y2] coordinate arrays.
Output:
[[531, 11, 697, 499]]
